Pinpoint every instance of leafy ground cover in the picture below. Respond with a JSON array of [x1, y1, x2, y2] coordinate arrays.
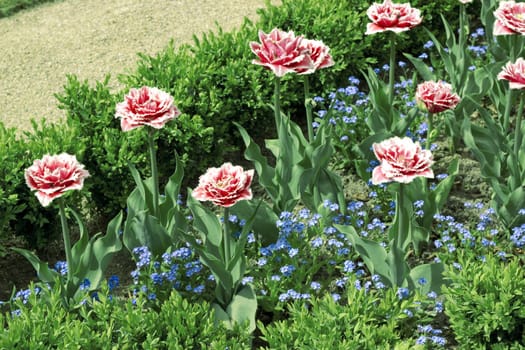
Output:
[[2, 0, 525, 348]]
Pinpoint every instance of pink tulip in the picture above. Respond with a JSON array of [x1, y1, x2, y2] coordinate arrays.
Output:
[[115, 86, 180, 132], [494, 1, 525, 35], [297, 39, 335, 73], [372, 137, 434, 185], [250, 28, 314, 77], [415, 81, 461, 113], [193, 163, 254, 207], [365, 0, 422, 35], [498, 58, 525, 89], [25, 153, 90, 207]]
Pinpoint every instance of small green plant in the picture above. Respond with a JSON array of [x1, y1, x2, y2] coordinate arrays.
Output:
[[258, 279, 440, 349], [443, 253, 525, 348], [186, 162, 261, 332]]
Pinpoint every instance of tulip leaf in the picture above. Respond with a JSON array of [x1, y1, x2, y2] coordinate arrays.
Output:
[[409, 262, 446, 295], [336, 224, 392, 285], [212, 284, 257, 332], [186, 191, 223, 256], [235, 122, 277, 200], [125, 211, 171, 257], [11, 248, 59, 284], [231, 199, 278, 246]]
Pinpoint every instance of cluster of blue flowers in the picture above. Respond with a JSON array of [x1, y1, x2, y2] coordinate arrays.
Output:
[[416, 324, 447, 346], [130, 245, 213, 304]]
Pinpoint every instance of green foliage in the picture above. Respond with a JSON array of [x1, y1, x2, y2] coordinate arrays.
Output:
[[0, 0, 58, 18], [258, 285, 432, 349], [0, 124, 26, 250], [0, 285, 252, 349], [443, 253, 525, 348], [55, 74, 213, 220], [237, 105, 345, 217]]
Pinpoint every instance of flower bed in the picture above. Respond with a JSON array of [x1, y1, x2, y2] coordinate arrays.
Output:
[[2, 0, 525, 348]]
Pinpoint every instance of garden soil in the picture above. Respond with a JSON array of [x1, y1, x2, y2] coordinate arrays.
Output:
[[0, 0, 277, 301]]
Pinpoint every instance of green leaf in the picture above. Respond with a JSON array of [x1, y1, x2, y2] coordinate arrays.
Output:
[[231, 200, 278, 246], [186, 190, 223, 251], [158, 152, 184, 226], [432, 158, 460, 215], [228, 201, 261, 279], [212, 284, 257, 333], [11, 248, 58, 284], [404, 53, 435, 81], [80, 211, 123, 291], [409, 263, 446, 294], [386, 242, 410, 288], [336, 224, 392, 286], [124, 211, 172, 257], [495, 186, 525, 228], [462, 118, 501, 179], [69, 207, 90, 275], [235, 122, 277, 200]]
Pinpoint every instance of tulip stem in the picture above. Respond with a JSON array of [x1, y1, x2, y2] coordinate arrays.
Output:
[[458, 5, 467, 52], [148, 128, 159, 217], [223, 207, 231, 268], [396, 184, 406, 250], [389, 32, 397, 105], [426, 112, 434, 151], [274, 77, 282, 130], [304, 75, 314, 142], [503, 89, 513, 134], [58, 199, 73, 283], [514, 92, 524, 174]]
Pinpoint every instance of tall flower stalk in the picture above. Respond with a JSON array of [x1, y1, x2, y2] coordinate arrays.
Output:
[[274, 77, 282, 128], [242, 27, 344, 216], [58, 199, 73, 283], [338, 136, 443, 292], [388, 32, 397, 104], [190, 162, 258, 331], [303, 75, 314, 142], [250, 28, 334, 142], [115, 86, 182, 256], [147, 129, 160, 217]]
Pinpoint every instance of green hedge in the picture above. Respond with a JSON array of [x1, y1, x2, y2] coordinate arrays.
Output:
[[0, 119, 85, 249]]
